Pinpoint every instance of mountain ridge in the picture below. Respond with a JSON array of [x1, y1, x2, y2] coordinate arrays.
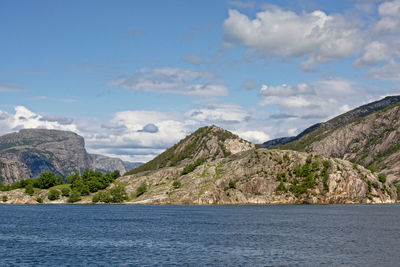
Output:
[[0, 129, 140, 184]]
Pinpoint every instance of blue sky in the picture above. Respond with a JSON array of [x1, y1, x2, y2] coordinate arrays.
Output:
[[1, 0, 400, 162]]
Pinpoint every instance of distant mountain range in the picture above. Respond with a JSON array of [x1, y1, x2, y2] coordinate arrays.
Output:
[[0, 129, 141, 184]]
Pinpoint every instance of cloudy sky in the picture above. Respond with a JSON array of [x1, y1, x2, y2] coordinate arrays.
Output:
[[1, 0, 400, 162]]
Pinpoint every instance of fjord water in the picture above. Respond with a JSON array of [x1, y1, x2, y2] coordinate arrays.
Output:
[[1, 205, 400, 266]]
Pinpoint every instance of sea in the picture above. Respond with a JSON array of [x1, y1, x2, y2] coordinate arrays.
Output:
[[1, 204, 400, 266]]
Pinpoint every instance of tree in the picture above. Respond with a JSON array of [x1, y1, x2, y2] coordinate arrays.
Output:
[[34, 172, 58, 189], [61, 187, 70, 197], [48, 189, 61, 201], [378, 173, 387, 184], [68, 190, 81, 203], [111, 170, 121, 180], [110, 185, 128, 202], [25, 184, 34, 196], [2, 195, 7, 202]]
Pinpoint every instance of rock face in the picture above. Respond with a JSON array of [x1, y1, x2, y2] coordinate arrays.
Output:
[[0, 129, 139, 184], [277, 101, 400, 182], [120, 149, 395, 204]]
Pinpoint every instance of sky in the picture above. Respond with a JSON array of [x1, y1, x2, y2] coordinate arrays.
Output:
[[1, 0, 400, 162]]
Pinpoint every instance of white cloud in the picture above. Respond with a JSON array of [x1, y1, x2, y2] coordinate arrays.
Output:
[[223, 8, 362, 69], [355, 41, 391, 67], [259, 78, 366, 121], [111, 67, 228, 97], [368, 60, 400, 81], [234, 130, 270, 144], [374, 0, 400, 33], [186, 103, 250, 123]]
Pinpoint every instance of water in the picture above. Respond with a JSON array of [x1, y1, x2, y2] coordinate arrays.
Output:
[[1, 205, 400, 266]]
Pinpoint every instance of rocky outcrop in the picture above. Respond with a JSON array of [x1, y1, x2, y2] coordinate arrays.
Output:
[[0, 129, 139, 184], [119, 149, 395, 204]]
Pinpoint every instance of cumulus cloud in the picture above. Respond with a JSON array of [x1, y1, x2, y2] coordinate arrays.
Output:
[[234, 130, 270, 144], [368, 60, 400, 81], [186, 103, 250, 124], [374, 0, 400, 33], [0, 106, 77, 136], [355, 41, 391, 67], [111, 67, 228, 97], [259, 77, 368, 122], [223, 7, 362, 69]]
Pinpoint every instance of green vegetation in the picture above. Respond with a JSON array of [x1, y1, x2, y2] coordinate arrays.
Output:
[[110, 185, 128, 202], [135, 182, 147, 197], [36, 197, 43, 203], [61, 187, 70, 197], [67, 169, 118, 195], [48, 189, 61, 200], [275, 181, 287, 193], [172, 180, 181, 189], [378, 173, 387, 184], [68, 190, 81, 203], [25, 184, 34, 196], [92, 185, 128, 203], [34, 172, 63, 189], [181, 158, 206, 175], [2, 195, 7, 202], [229, 179, 237, 189]]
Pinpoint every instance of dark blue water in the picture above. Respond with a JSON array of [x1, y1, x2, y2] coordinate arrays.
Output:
[[1, 205, 400, 266]]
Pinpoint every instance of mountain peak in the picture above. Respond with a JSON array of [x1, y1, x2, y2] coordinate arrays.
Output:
[[126, 125, 254, 175]]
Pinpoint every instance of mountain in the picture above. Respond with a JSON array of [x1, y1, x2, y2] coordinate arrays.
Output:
[[126, 125, 255, 175], [0, 129, 140, 184], [261, 95, 400, 148], [273, 96, 400, 182], [1, 126, 396, 204], [118, 126, 395, 204]]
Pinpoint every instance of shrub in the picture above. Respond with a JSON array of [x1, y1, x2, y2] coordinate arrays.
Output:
[[92, 191, 112, 203], [61, 187, 70, 197], [136, 182, 147, 197], [2, 195, 7, 202], [368, 166, 376, 173], [275, 181, 287, 193], [25, 184, 34, 196], [68, 190, 81, 203], [378, 173, 387, 184], [36, 197, 43, 203], [172, 180, 181, 189], [229, 179, 236, 189], [181, 158, 206, 175], [48, 189, 61, 201], [110, 186, 128, 203], [322, 160, 330, 169]]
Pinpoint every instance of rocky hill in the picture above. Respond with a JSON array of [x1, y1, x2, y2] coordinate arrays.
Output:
[[274, 97, 400, 183], [0, 129, 139, 184], [119, 126, 395, 204], [262, 95, 400, 148], [126, 125, 254, 175]]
